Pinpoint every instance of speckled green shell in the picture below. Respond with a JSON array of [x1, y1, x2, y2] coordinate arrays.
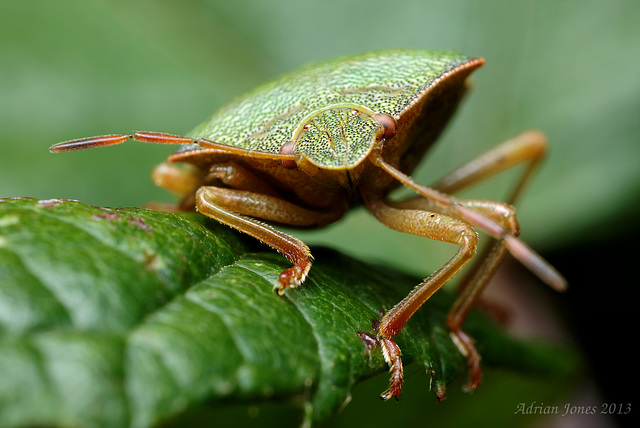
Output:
[[186, 49, 472, 169]]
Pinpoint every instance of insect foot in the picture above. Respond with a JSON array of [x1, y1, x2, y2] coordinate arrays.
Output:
[[274, 260, 312, 295], [379, 336, 403, 400], [358, 310, 404, 401], [448, 328, 482, 392]]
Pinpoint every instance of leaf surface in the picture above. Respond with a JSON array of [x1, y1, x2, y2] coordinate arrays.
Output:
[[0, 198, 577, 427]]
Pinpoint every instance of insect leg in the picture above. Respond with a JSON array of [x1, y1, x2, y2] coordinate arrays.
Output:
[[371, 154, 565, 291], [196, 186, 346, 293], [203, 161, 283, 198], [388, 192, 515, 392], [434, 130, 559, 391], [429, 130, 553, 301], [431, 130, 548, 204], [375, 130, 565, 392], [364, 198, 478, 400], [151, 163, 201, 198]]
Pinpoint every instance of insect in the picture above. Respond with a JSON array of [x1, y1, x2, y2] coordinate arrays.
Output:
[[50, 49, 566, 400]]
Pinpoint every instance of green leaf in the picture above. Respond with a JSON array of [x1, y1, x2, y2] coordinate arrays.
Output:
[[0, 198, 578, 427]]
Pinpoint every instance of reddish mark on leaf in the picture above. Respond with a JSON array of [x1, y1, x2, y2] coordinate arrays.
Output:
[[37, 198, 64, 209], [91, 212, 121, 221], [90, 211, 153, 231], [128, 216, 152, 231]]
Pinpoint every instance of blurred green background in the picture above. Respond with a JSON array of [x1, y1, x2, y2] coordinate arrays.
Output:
[[1, 1, 638, 427]]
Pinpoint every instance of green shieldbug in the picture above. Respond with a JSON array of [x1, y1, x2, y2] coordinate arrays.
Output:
[[50, 49, 566, 400]]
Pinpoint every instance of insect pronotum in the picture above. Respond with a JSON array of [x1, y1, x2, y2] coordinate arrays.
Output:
[[50, 49, 566, 400]]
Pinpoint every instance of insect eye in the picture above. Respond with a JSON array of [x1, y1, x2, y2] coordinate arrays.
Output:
[[374, 113, 398, 140], [278, 140, 297, 169], [350, 109, 360, 116], [302, 124, 311, 131]]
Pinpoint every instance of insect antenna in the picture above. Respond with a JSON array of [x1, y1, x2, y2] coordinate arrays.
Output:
[[50, 132, 197, 153]]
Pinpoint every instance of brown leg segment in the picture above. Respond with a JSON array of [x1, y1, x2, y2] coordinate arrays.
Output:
[[365, 131, 566, 399], [197, 187, 312, 293], [431, 131, 559, 392], [385, 197, 519, 391], [431, 130, 548, 202], [366, 199, 478, 400], [196, 185, 345, 293], [373, 132, 565, 292], [151, 162, 201, 198], [204, 161, 283, 198]]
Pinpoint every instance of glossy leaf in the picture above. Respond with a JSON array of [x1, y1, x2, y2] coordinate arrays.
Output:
[[0, 198, 577, 427]]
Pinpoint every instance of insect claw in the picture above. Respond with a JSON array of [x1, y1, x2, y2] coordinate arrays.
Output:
[[278, 268, 299, 288], [380, 390, 400, 401], [357, 330, 380, 352], [273, 265, 305, 295], [272, 282, 287, 296]]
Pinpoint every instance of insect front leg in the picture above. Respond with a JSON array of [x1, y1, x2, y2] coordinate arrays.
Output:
[[196, 185, 345, 294], [151, 162, 200, 199], [364, 198, 478, 400]]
